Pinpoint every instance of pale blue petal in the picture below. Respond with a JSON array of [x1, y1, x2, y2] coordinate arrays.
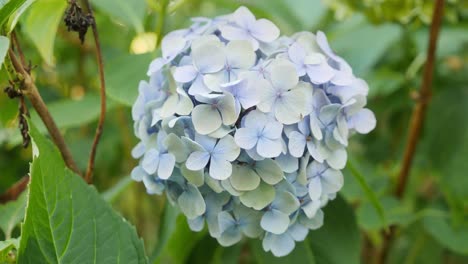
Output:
[[174, 65, 198, 83], [178, 183, 206, 219], [192, 40, 225, 73], [233, 6, 256, 29], [269, 59, 298, 90], [321, 167, 344, 194], [157, 153, 176, 179], [131, 166, 145, 182], [142, 174, 165, 195], [275, 153, 299, 173], [234, 128, 258, 150], [188, 216, 205, 232], [261, 209, 290, 234], [257, 137, 282, 158], [226, 40, 256, 69], [131, 142, 145, 158], [288, 131, 306, 158], [349, 108, 376, 134], [142, 149, 160, 174], [250, 19, 280, 43], [213, 135, 240, 161], [326, 148, 347, 170], [265, 233, 295, 257], [262, 121, 283, 140], [192, 104, 222, 135], [308, 176, 322, 201], [218, 211, 236, 232], [273, 191, 300, 214], [209, 156, 233, 180], [218, 226, 242, 247], [186, 151, 210, 171]]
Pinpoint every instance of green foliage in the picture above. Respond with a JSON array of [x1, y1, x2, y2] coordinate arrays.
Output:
[[17, 121, 147, 263], [22, 0, 67, 65], [309, 196, 361, 264], [90, 0, 146, 33], [251, 240, 316, 264], [0, 35, 8, 69], [0, 238, 19, 263], [106, 53, 153, 106], [0, 192, 26, 239]]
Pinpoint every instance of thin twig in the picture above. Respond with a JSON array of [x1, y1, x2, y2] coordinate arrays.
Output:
[[0, 176, 30, 204], [82, 0, 106, 183], [378, 1, 445, 263], [8, 49, 81, 175], [395, 0, 445, 199]]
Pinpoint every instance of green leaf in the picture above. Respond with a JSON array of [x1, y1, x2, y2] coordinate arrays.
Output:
[[346, 160, 387, 228], [0, 238, 19, 264], [250, 239, 316, 264], [329, 15, 401, 76], [101, 176, 134, 203], [153, 206, 206, 264], [357, 196, 412, 231], [22, 0, 67, 65], [4, 94, 117, 146], [0, 0, 26, 30], [309, 196, 361, 264], [90, 0, 146, 33], [106, 53, 153, 106], [6, 0, 35, 33], [0, 35, 8, 70], [18, 121, 148, 263], [150, 203, 179, 262], [0, 191, 26, 239], [423, 213, 468, 255]]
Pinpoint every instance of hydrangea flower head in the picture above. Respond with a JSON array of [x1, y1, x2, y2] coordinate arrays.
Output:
[[131, 6, 376, 257]]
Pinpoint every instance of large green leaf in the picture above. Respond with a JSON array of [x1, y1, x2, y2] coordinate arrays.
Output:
[[22, 0, 67, 65], [90, 0, 145, 33], [309, 196, 361, 264], [0, 191, 26, 239], [106, 53, 153, 106], [17, 121, 148, 263], [5, 0, 35, 33], [0, 35, 8, 70]]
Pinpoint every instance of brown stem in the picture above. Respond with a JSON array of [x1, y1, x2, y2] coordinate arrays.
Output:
[[83, 0, 106, 184], [0, 176, 30, 204], [8, 49, 81, 175], [378, 1, 445, 263], [395, 0, 445, 199]]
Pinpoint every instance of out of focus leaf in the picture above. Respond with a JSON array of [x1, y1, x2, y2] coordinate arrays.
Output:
[[414, 26, 468, 58], [357, 196, 411, 231], [0, 238, 19, 263], [153, 206, 206, 264], [0, 0, 27, 30], [0, 36, 8, 69], [102, 176, 134, 202], [423, 213, 468, 255], [5, 0, 35, 33], [309, 196, 361, 264], [90, 0, 146, 33], [18, 121, 148, 263], [367, 68, 406, 98], [106, 53, 153, 106], [329, 15, 401, 76], [0, 192, 26, 239], [347, 160, 387, 228], [4, 94, 117, 146], [251, 239, 316, 264], [22, 0, 67, 65]]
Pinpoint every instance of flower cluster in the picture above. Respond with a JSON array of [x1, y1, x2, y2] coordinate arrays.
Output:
[[131, 6, 375, 257]]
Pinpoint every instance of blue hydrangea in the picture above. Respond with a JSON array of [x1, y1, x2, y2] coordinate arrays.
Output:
[[131, 6, 376, 257]]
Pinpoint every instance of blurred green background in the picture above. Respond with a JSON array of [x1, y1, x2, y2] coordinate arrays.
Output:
[[1, 0, 467, 263]]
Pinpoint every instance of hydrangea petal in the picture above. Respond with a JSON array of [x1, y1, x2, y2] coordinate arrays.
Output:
[[186, 151, 210, 171], [240, 182, 275, 210], [257, 137, 282, 158], [230, 165, 260, 191], [261, 209, 289, 234], [178, 184, 206, 219], [158, 153, 176, 179], [250, 19, 280, 43], [142, 149, 160, 174], [234, 128, 258, 150], [209, 156, 233, 180], [192, 104, 223, 135], [255, 159, 284, 185]]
